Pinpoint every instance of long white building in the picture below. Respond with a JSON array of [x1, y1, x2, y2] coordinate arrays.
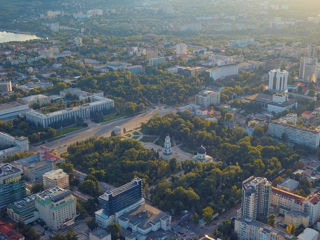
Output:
[[235, 218, 297, 240], [268, 119, 320, 149], [0, 102, 29, 121], [26, 96, 114, 128], [208, 64, 239, 81], [0, 132, 29, 160]]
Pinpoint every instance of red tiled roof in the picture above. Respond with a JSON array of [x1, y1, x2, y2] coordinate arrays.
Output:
[[0, 222, 24, 240], [43, 152, 62, 162], [302, 111, 312, 115]]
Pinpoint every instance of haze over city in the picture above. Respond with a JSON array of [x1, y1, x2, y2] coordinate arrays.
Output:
[[0, 0, 320, 240]]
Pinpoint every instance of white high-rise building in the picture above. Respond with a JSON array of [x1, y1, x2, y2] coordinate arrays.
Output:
[[0, 81, 12, 94], [176, 43, 188, 56], [299, 57, 318, 83], [241, 176, 272, 221], [268, 69, 288, 92], [163, 136, 172, 155], [35, 188, 76, 230], [74, 37, 83, 47], [196, 90, 221, 107]]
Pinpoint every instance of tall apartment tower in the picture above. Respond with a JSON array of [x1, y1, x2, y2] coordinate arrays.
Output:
[[241, 176, 272, 221], [299, 57, 318, 83], [176, 43, 188, 56], [0, 163, 26, 209], [307, 44, 319, 58], [268, 69, 289, 92]]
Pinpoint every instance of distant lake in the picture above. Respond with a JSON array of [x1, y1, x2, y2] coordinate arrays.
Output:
[[0, 31, 39, 43]]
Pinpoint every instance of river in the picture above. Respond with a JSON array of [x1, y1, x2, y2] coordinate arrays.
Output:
[[0, 31, 39, 43]]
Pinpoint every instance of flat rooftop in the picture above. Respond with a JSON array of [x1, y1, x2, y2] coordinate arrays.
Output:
[[245, 93, 272, 104], [119, 203, 170, 230], [16, 154, 40, 166], [0, 101, 27, 111], [198, 90, 219, 96], [243, 176, 270, 191], [37, 187, 71, 203], [0, 163, 22, 178], [104, 178, 141, 198], [9, 194, 36, 209], [43, 169, 67, 180], [277, 178, 299, 191]]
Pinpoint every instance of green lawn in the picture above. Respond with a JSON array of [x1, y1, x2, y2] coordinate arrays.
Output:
[[56, 125, 86, 137]]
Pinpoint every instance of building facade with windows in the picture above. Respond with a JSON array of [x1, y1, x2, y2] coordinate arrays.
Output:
[[96, 178, 145, 228], [0, 102, 29, 121], [235, 218, 297, 240], [7, 195, 39, 224], [26, 96, 114, 128], [299, 57, 319, 83], [196, 90, 221, 107], [43, 169, 69, 189], [0, 163, 26, 209], [14, 154, 53, 183], [271, 187, 305, 214], [35, 188, 76, 230], [0, 81, 12, 94], [0, 132, 29, 160], [268, 120, 320, 149], [98, 178, 143, 216], [241, 176, 271, 221], [208, 64, 239, 81], [268, 69, 289, 92]]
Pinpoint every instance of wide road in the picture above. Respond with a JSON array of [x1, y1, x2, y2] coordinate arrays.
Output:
[[31, 105, 176, 155]]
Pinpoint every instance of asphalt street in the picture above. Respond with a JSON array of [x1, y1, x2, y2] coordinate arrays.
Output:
[[31, 105, 176, 155]]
